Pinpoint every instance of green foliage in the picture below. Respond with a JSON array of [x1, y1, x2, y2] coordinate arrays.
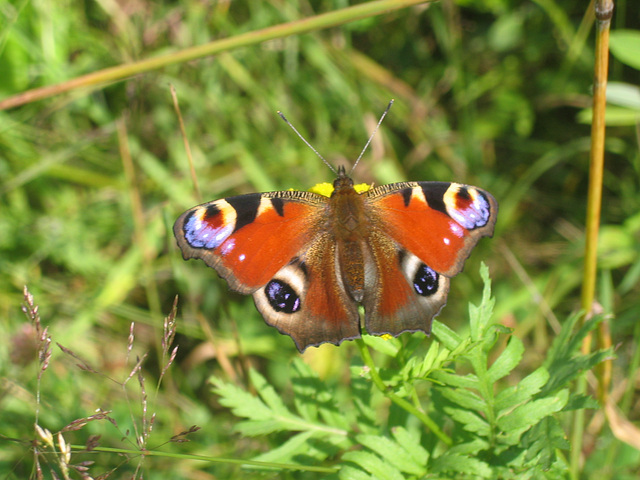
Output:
[[211, 267, 607, 478], [577, 29, 640, 126]]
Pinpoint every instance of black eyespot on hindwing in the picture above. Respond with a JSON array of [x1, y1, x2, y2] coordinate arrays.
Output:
[[265, 280, 301, 313], [413, 264, 439, 296]]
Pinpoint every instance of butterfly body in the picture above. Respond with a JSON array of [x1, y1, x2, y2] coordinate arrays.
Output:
[[174, 166, 497, 352]]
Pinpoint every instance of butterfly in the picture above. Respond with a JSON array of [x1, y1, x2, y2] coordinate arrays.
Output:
[[173, 106, 497, 352]]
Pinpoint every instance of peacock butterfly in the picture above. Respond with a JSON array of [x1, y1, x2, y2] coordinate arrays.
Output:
[[173, 104, 497, 352]]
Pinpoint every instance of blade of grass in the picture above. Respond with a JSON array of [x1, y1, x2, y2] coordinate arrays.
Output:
[[117, 118, 162, 341], [0, 0, 432, 111], [170, 85, 201, 204]]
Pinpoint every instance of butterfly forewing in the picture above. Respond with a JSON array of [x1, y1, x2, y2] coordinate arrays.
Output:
[[366, 182, 498, 277], [174, 191, 327, 292]]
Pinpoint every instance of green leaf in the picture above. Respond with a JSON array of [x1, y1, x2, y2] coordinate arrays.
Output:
[[350, 374, 378, 433], [362, 333, 401, 356], [497, 389, 568, 434], [291, 359, 321, 423], [420, 340, 446, 373], [251, 430, 316, 464], [469, 263, 495, 341], [356, 434, 427, 476], [564, 393, 599, 411], [542, 349, 613, 396], [290, 358, 353, 431], [440, 387, 487, 411], [447, 438, 490, 456], [543, 312, 609, 393], [342, 451, 405, 480], [610, 30, 640, 70], [210, 376, 275, 425], [486, 335, 525, 383], [432, 320, 464, 351], [339, 465, 375, 480], [494, 367, 549, 412], [234, 419, 293, 437], [391, 427, 429, 466], [211, 371, 349, 437], [607, 82, 640, 109], [249, 368, 290, 415], [520, 417, 571, 469], [430, 370, 479, 389], [576, 105, 640, 126], [444, 407, 491, 436], [431, 453, 492, 478], [251, 429, 349, 466]]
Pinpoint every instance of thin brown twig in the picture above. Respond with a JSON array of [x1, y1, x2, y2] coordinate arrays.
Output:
[[580, 0, 613, 399]]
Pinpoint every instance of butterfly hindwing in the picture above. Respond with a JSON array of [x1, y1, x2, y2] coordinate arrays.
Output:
[[253, 234, 361, 351], [174, 189, 362, 351], [362, 235, 451, 337]]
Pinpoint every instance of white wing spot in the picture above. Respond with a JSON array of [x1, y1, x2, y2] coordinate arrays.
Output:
[[450, 222, 464, 237], [220, 239, 236, 256]]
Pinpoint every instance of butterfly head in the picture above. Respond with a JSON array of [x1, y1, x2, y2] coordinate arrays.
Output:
[[332, 165, 353, 190]]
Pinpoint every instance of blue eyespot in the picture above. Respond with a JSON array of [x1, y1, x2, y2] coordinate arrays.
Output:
[[265, 280, 301, 313], [413, 265, 439, 296]]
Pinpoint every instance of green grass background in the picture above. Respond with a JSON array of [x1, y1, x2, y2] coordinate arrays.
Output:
[[1, 0, 639, 478]]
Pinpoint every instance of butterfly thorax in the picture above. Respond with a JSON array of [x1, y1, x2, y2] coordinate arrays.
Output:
[[329, 173, 370, 302]]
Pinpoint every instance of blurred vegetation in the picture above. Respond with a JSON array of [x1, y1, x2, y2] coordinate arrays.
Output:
[[1, 0, 639, 478]]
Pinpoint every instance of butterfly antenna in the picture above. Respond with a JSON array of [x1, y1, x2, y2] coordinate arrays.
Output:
[[278, 111, 337, 175], [350, 99, 394, 175]]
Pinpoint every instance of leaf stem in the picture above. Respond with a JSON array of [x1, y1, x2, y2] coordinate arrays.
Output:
[[355, 338, 452, 445], [70, 445, 339, 473]]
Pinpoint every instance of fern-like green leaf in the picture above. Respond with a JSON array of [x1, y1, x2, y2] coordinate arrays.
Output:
[[341, 450, 405, 480], [251, 430, 348, 465], [391, 426, 429, 466], [210, 376, 277, 428], [430, 370, 479, 389], [440, 386, 487, 411], [444, 407, 491, 436], [494, 367, 549, 412], [468, 263, 495, 341], [432, 320, 464, 351], [521, 416, 571, 469], [497, 389, 569, 439], [339, 464, 376, 480], [486, 335, 525, 383], [356, 434, 427, 476], [431, 452, 492, 478], [249, 368, 290, 415]]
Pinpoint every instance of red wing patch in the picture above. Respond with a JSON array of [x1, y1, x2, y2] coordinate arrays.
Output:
[[367, 182, 497, 277], [174, 193, 326, 292]]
